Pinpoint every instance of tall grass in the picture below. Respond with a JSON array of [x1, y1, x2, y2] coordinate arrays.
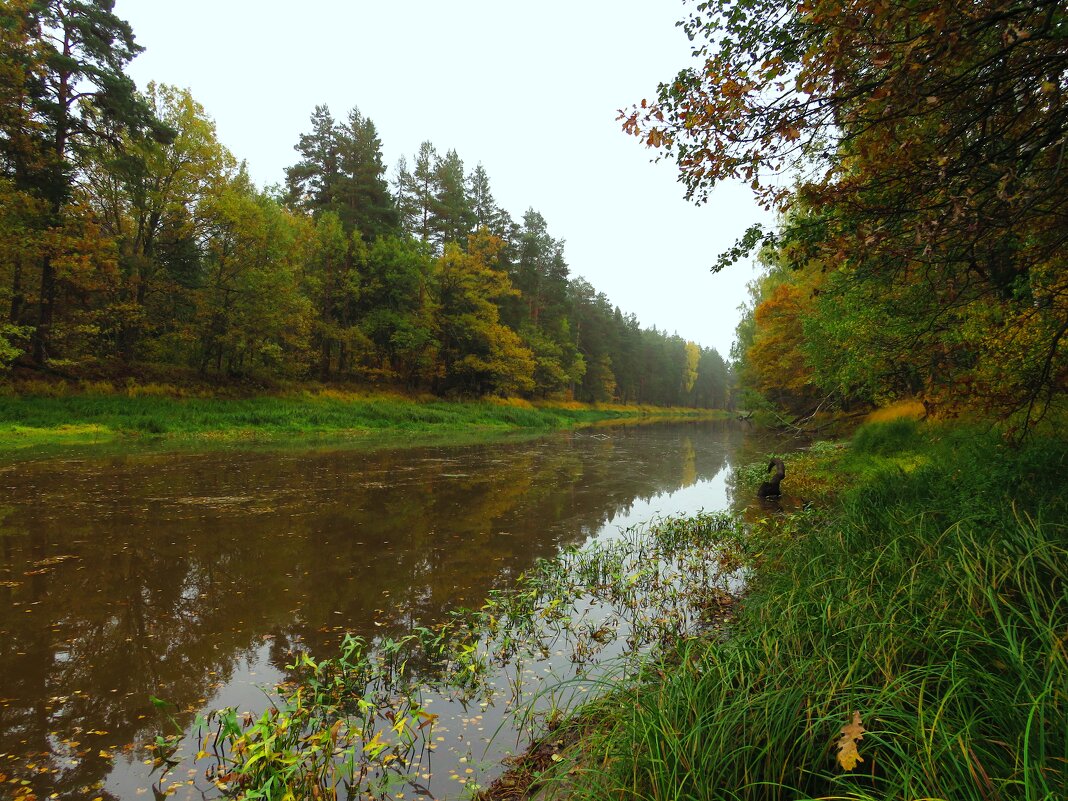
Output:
[[560, 423, 1067, 801]]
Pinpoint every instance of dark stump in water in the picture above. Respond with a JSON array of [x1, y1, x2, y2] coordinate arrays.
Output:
[[757, 458, 786, 499]]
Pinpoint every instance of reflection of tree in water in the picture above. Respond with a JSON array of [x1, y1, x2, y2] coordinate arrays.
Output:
[[0, 421, 740, 798]]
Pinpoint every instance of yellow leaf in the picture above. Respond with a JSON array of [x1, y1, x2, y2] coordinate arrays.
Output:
[[836, 711, 866, 771], [362, 730, 386, 757]]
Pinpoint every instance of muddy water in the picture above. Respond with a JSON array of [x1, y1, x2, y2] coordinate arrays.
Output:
[[0, 421, 767, 799]]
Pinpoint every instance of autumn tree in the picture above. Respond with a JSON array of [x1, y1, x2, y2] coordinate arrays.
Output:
[[625, 0, 1068, 426], [11, 0, 170, 363], [435, 231, 535, 396], [84, 83, 234, 360], [745, 274, 822, 415], [0, 4, 43, 361], [195, 172, 312, 374]]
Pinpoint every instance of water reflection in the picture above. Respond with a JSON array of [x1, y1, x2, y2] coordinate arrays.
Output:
[[0, 421, 751, 799]]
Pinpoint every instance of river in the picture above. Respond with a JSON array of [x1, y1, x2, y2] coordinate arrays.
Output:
[[0, 420, 774, 799]]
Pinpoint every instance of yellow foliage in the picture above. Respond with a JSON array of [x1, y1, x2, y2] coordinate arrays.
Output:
[[79, 380, 115, 396], [836, 711, 866, 771], [125, 382, 183, 398], [537, 400, 587, 411], [485, 396, 534, 409], [865, 400, 925, 424], [745, 269, 825, 411], [11, 379, 69, 397]]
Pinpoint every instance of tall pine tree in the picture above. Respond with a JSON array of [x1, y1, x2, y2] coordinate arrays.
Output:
[[15, 0, 170, 363]]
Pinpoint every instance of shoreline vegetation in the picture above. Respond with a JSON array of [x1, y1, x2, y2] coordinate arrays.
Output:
[[491, 418, 1066, 801], [0, 382, 729, 452], [169, 417, 1064, 801]]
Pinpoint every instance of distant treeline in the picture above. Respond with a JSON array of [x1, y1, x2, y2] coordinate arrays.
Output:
[[0, 2, 730, 408]]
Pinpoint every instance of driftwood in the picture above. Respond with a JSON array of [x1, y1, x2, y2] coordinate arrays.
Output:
[[757, 458, 786, 499]]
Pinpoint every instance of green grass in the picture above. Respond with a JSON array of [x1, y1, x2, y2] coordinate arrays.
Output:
[[552, 421, 1067, 801], [0, 392, 725, 452]]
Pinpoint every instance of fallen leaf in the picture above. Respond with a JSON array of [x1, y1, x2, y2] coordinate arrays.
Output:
[[836, 710, 866, 771]]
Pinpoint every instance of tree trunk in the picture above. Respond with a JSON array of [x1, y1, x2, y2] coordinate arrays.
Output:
[[9, 256, 23, 323], [35, 37, 72, 366], [33, 251, 55, 364]]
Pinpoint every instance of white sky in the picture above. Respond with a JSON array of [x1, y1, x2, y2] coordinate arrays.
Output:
[[114, 0, 770, 359]]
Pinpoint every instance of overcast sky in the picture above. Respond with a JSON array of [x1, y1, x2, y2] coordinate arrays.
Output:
[[113, 0, 771, 359]]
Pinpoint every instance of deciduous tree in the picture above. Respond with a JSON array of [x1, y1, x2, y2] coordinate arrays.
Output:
[[625, 0, 1068, 425]]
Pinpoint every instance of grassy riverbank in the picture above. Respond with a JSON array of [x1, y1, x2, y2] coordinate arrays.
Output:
[[0, 385, 727, 451], [530, 419, 1066, 801]]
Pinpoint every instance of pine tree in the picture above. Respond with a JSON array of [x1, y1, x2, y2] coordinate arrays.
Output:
[[429, 148, 474, 249], [284, 104, 339, 216], [397, 141, 437, 244], [15, 0, 170, 363], [334, 106, 398, 240]]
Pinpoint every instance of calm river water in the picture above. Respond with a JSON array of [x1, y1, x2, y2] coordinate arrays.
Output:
[[0, 420, 773, 799]]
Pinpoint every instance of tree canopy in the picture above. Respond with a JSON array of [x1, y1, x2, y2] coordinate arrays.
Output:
[[624, 0, 1067, 427], [0, 6, 730, 408]]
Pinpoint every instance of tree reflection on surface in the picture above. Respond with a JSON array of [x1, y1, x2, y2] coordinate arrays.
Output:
[[0, 421, 751, 798]]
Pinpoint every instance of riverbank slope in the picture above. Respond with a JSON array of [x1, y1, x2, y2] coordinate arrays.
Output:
[[0, 385, 728, 451], [516, 418, 1067, 801]]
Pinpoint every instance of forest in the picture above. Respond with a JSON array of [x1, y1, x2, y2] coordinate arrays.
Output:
[[625, 0, 1066, 431], [0, 1, 730, 409]]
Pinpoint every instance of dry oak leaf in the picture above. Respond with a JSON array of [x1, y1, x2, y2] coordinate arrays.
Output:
[[836, 711, 866, 771]]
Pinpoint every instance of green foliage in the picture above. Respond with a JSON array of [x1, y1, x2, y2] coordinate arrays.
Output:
[[194, 174, 313, 375], [635, 0, 1068, 427], [0, 10, 732, 407], [0, 322, 29, 370], [563, 424, 1067, 801]]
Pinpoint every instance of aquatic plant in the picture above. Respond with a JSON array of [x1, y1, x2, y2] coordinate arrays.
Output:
[[171, 511, 749, 799]]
